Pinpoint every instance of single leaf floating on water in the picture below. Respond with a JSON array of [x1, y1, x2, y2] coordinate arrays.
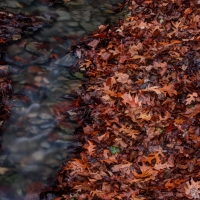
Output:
[[110, 146, 120, 155]]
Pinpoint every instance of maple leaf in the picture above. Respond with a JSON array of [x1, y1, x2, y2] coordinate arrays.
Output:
[[185, 178, 200, 199]]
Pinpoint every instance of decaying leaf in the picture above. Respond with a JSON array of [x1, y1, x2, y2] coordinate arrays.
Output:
[[185, 178, 200, 199]]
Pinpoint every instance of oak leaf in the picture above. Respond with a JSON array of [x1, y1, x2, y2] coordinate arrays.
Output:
[[115, 72, 132, 84], [185, 104, 200, 117], [131, 55, 146, 63], [165, 178, 175, 190], [121, 93, 138, 108], [142, 151, 164, 165], [137, 112, 151, 121], [185, 178, 200, 199], [80, 59, 92, 68], [158, 84, 177, 97], [114, 138, 128, 148], [111, 163, 132, 173], [142, 84, 177, 97], [87, 39, 99, 48], [84, 140, 96, 155], [186, 92, 198, 105], [102, 83, 116, 97], [119, 125, 140, 139], [133, 164, 157, 181]]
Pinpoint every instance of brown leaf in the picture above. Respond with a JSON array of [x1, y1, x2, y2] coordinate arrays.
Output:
[[87, 39, 99, 48], [115, 72, 132, 84], [186, 92, 198, 105], [111, 163, 132, 172], [185, 178, 200, 199], [84, 140, 96, 155], [185, 104, 200, 117]]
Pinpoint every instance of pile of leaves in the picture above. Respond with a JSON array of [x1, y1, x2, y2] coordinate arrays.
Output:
[[42, 0, 200, 199]]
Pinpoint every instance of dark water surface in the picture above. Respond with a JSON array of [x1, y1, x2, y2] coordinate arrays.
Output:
[[0, 0, 124, 199]]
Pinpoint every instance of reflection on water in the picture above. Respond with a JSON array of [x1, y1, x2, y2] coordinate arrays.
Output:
[[0, 0, 124, 199]]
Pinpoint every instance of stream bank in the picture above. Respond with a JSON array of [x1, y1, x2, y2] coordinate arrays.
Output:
[[41, 0, 200, 199]]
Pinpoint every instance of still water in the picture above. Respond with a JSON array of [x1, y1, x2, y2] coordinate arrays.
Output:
[[0, 0, 124, 199]]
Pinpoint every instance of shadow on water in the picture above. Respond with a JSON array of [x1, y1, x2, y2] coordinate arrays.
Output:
[[0, 0, 125, 199]]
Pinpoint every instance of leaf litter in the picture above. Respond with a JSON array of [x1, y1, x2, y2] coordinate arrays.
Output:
[[41, 0, 200, 199]]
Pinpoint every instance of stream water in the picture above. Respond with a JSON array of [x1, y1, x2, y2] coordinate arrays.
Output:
[[0, 0, 124, 199]]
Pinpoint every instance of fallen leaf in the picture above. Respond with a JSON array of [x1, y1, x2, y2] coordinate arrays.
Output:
[[185, 178, 200, 199], [186, 92, 198, 105], [84, 140, 96, 155]]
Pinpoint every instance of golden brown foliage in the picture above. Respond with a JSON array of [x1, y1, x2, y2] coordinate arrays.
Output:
[[47, 0, 200, 199]]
